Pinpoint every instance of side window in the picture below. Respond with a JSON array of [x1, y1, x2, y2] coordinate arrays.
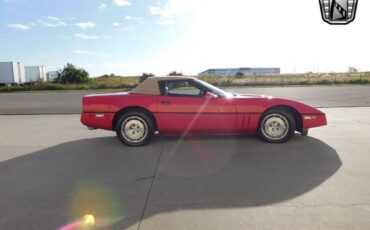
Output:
[[162, 80, 202, 97]]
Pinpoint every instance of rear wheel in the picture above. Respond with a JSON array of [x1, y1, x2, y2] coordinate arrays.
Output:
[[115, 111, 155, 146], [258, 108, 296, 143]]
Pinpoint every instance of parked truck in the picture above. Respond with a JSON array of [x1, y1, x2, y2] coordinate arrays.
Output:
[[25, 66, 47, 82], [47, 71, 59, 82], [0, 62, 26, 84]]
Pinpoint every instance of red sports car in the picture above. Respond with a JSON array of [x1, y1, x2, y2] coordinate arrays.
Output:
[[81, 76, 327, 146]]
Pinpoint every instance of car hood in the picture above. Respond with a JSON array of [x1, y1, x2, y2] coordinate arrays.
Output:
[[232, 94, 324, 115], [233, 94, 272, 99]]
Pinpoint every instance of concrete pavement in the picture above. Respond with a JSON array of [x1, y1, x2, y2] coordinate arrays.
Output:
[[0, 108, 370, 229]]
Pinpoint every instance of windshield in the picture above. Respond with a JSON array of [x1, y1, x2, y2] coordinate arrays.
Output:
[[194, 79, 233, 98]]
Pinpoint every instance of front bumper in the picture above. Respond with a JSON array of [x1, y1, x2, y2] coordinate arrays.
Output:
[[302, 114, 327, 131]]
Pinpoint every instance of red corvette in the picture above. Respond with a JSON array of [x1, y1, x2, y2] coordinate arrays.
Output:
[[81, 76, 327, 146]]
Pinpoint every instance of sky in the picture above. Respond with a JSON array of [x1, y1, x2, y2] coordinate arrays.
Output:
[[0, 0, 369, 77]]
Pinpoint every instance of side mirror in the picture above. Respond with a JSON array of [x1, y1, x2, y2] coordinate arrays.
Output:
[[204, 92, 218, 99]]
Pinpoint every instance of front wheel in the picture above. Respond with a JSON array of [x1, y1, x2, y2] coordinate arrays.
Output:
[[258, 108, 296, 143], [115, 111, 155, 146]]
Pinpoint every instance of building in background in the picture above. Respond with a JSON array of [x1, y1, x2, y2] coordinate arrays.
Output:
[[47, 71, 59, 82], [0, 62, 26, 84], [199, 67, 281, 76], [25, 66, 47, 82]]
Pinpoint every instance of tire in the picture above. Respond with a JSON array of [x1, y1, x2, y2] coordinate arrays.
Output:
[[115, 111, 155, 147], [258, 108, 296, 143]]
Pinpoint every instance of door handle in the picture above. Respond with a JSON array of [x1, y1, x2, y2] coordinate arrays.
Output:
[[160, 101, 172, 105]]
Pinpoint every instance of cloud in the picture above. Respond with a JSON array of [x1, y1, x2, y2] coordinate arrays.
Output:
[[122, 25, 137, 30], [73, 50, 94, 54], [113, 0, 131, 7], [3, 0, 26, 3], [75, 33, 99, 40], [112, 23, 136, 30], [99, 54, 110, 58], [112, 16, 143, 29], [149, 6, 163, 16], [75, 22, 96, 29], [48, 16, 60, 21], [124, 16, 142, 21], [159, 19, 175, 25], [149, 0, 195, 26], [64, 16, 76, 20], [99, 3, 107, 11], [7, 23, 31, 30], [42, 16, 66, 27], [43, 22, 66, 27], [149, 0, 195, 18]]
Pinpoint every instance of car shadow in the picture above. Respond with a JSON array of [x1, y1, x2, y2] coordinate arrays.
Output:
[[0, 135, 342, 230]]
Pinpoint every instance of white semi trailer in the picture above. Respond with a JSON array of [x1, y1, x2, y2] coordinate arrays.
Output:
[[0, 62, 26, 84], [47, 71, 59, 82], [25, 66, 47, 82]]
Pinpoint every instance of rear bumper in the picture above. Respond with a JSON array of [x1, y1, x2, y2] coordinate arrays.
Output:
[[80, 112, 115, 131], [302, 114, 327, 131]]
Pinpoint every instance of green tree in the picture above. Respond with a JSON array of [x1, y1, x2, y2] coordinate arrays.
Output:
[[168, 71, 183, 76], [348, 66, 359, 73], [56, 63, 90, 84], [140, 73, 155, 83], [235, 72, 244, 78]]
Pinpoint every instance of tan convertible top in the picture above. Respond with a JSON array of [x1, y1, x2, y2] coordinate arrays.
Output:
[[130, 76, 195, 95]]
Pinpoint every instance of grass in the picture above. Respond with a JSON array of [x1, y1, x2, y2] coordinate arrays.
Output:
[[1, 72, 370, 93], [0, 76, 139, 93], [198, 72, 370, 87]]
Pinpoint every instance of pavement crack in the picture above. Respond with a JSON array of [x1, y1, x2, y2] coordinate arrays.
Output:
[[136, 176, 155, 181], [137, 141, 166, 230]]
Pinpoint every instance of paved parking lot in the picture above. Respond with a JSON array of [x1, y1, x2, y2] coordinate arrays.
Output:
[[1, 85, 370, 114], [1, 107, 370, 229]]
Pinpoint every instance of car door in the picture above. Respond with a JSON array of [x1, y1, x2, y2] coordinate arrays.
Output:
[[156, 79, 237, 134]]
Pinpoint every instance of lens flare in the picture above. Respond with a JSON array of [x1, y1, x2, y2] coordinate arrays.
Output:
[[70, 183, 123, 220], [57, 183, 125, 230], [82, 214, 95, 227]]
